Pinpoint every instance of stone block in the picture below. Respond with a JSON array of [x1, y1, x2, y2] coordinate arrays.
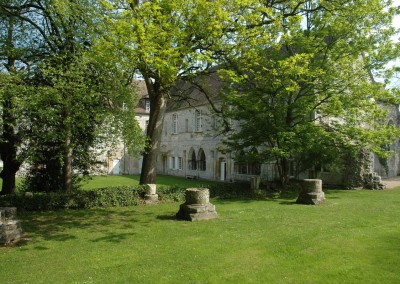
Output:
[[144, 194, 159, 205], [176, 204, 218, 221], [176, 188, 218, 221], [185, 188, 209, 205], [250, 176, 260, 190], [144, 184, 157, 195], [0, 207, 22, 246], [296, 179, 325, 205]]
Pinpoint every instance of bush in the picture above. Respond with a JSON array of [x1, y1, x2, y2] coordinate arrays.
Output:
[[156, 185, 186, 202], [0, 186, 143, 211], [208, 181, 254, 199]]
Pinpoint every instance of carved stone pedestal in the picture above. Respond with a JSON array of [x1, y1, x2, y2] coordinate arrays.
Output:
[[176, 188, 218, 221], [0, 207, 22, 245], [144, 184, 159, 204], [296, 179, 326, 205]]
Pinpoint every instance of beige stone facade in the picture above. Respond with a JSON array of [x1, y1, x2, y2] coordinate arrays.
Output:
[[109, 78, 400, 186]]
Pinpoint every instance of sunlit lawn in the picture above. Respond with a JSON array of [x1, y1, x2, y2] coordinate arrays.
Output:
[[1, 187, 400, 283], [80, 174, 217, 190], [0, 175, 216, 192]]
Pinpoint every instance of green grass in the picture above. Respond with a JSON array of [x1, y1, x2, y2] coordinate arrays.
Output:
[[80, 174, 217, 190], [1, 188, 400, 283], [0, 175, 216, 191]]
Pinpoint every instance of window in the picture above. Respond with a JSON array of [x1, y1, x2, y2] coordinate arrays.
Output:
[[145, 100, 150, 112], [188, 148, 197, 170], [195, 110, 202, 132], [170, 157, 176, 169], [178, 157, 183, 170], [185, 119, 189, 132], [172, 114, 178, 134], [198, 149, 206, 171], [236, 150, 261, 175], [145, 120, 149, 134], [170, 157, 182, 170]]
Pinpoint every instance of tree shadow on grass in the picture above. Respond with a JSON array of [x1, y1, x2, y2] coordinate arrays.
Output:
[[17, 208, 144, 247], [156, 214, 178, 221], [91, 232, 136, 243]]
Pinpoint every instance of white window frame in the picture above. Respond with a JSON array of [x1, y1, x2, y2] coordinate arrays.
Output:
[[172, 114, 178, 134], [178, 157, 183, 170], [145, 100, 150, 113], [170, 156, 182, 170], [195, 110, 202, 132]]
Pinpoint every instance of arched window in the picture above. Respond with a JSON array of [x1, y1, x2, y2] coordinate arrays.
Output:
[[198, 149, 206, 171], [188, 148, 197, 170]]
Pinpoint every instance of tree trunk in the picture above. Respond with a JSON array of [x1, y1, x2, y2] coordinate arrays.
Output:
[[277, 157, 290, 189], [0, 101, 20, 195], [63, 131, 73, 192], [62, 111, 73, 192], [0, 14, 20, 195], [140, 84, 167, 185], [0, 117, 20, 195], [0, 162, 17, 195]]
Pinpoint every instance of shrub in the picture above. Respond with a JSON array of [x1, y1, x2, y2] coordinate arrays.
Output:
[[157, 185, 186, 202], [208, 181, 254, 199], [0, 186, 143, 211]]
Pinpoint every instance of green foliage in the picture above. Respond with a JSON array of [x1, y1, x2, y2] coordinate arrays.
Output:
[[0, 1, 146, 193], [156, 185, 186, 202], [219, 0, 400, 185], [0, 186, 143, 210]]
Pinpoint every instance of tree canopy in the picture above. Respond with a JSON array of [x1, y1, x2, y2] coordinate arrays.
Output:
[[0, 0, 144, 194], [218, 0, 400, 185]]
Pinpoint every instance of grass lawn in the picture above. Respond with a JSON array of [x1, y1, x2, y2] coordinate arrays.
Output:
[[1, 188, 400, 283], [0, 175, 216, 191], [80, 174, 218, 190]]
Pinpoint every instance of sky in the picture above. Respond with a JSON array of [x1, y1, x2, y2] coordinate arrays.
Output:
[[387, 0, 400, 86]]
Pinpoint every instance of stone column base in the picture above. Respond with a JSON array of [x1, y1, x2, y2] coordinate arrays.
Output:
[[1, 207, 22, 245], [176, 203, 218, 221], [144, 194, 159, 204], [296, 179, 326, 205], [296, 191, 326, 205]]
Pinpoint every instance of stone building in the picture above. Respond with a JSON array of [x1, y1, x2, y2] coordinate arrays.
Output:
[[111, 74, 400, 187], [101, 81, 150, 175]]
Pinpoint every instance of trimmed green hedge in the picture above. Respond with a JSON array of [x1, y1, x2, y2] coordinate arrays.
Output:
[[0, 181, 258, 211], [0, 186, 143, 211]]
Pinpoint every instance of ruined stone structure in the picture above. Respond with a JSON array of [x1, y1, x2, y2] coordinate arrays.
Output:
[[176, 188, 218, 221], [0, 207, 22, 245], [296, 179, 326, 205], [143, 184, 159, 204]]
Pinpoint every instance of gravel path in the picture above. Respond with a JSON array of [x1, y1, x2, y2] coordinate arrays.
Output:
[[382, 176, 400, 189]]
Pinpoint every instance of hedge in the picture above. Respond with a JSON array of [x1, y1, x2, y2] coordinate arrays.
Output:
[[0, 186, 143, 211], [0, 181, 259, 211]]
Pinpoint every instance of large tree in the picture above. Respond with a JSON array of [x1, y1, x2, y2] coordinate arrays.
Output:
[[0, 0, 42, 194], [0, 0, 144, 193], [219, 0, 400, 186], [101, 0, 308, 184]]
